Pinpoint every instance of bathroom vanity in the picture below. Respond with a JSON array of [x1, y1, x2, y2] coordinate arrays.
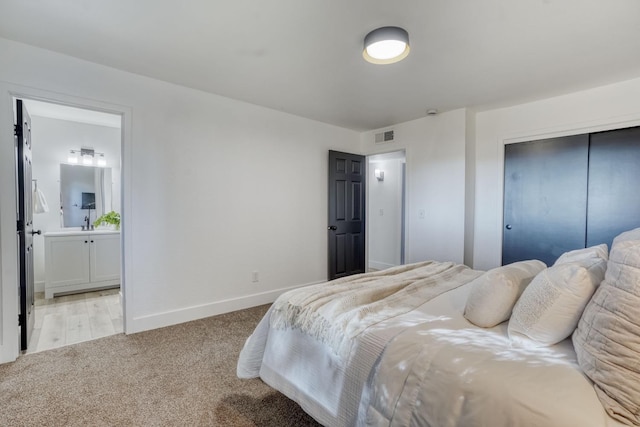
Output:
[[44, 230, 120, 298]]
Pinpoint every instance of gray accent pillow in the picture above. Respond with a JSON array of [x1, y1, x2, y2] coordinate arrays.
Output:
[[573, 228, 640, 426]]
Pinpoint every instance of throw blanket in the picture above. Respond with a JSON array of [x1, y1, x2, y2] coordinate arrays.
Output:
[[270, 261, 482, 357]]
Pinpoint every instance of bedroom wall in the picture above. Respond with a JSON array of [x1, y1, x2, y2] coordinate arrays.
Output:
[[473, 76, 640, 271], [0, 36, 360, 359], [361, 109, 467, 265], [30, 116, 122, 291], [5, 35, 640, 363]]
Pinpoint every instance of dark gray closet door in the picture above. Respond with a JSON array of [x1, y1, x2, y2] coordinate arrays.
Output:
[[503, 135, 589, 266], [587, 126, 640, 249]]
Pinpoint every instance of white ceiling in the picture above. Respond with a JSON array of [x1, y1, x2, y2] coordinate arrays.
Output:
[[2, 0, 640, 131], [23, 99, 121, 128]]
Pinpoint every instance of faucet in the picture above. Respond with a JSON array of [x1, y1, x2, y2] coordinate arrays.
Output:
[[84, 215, 90, 231]]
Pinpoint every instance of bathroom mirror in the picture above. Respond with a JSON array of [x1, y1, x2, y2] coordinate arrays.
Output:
[[60, 164, 112, 228]]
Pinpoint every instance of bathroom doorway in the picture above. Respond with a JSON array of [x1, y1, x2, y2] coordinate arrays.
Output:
[[367, 150, 406, 271], [18, 99, 124, 353]]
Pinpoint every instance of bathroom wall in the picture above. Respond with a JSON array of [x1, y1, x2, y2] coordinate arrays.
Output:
[[30, 115, 121, 290], [368, 154, 404, 270]]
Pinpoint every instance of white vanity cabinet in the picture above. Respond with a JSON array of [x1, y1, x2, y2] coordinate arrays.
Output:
[[44, 230, 120, 298]]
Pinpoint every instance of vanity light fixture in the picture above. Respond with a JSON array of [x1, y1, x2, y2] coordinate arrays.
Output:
[[67, 151, 79, 164], [363, 26, 410, 64], [68, 148, 107, 167]]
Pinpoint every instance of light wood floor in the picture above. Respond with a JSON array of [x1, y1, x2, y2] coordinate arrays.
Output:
[[27, 288, 123, 354]]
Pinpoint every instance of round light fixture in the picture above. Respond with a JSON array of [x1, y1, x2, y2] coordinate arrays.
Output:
[[363, 26, 410, 64]]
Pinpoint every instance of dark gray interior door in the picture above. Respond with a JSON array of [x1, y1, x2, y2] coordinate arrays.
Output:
[[16, 99, 36, 351], [328, 150, 365, 280], [503, 135, 589, 266], [587, 126, 640, 249]]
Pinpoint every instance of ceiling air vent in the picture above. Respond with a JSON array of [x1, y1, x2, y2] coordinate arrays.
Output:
[[374, 130, 395, 144]]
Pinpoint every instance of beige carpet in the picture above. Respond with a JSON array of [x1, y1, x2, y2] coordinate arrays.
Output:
[[0, 304, 322, 427]]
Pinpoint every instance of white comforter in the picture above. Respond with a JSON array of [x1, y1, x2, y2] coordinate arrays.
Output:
[[238, 262, 624, 427], [358, 286, 625, 427]]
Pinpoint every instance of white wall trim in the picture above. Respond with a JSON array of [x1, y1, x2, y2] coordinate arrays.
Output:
[[118, 99, 133, 336], [0, 82, 20, 363], [128, 280, 324, 334], [493, 113, 640, 266], [0, 81, 132, 363], [368, 260, 396, 271], [500, 112, 640, 145]]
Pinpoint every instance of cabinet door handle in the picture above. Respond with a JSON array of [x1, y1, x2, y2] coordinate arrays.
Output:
[[84, 240, 88, 243], [91, 240, 94, 243]]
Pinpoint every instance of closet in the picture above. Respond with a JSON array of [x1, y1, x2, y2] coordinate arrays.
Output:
[[502, 126, 640, 266]]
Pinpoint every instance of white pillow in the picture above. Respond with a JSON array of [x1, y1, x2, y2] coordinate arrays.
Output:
[[464, 260, 546, 328], [508, 257, 606, 346], [554, 244, 608, 265]]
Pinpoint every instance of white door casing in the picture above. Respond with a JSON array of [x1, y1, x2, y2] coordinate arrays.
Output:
[[0, 82, 131, 364]]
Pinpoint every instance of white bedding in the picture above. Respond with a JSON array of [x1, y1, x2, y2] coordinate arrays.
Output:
[[359, 284, 625, 427], [238, 264, 625, 427]]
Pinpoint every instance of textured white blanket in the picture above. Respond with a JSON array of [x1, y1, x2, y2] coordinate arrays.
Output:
[[270, 261, 481, 357]]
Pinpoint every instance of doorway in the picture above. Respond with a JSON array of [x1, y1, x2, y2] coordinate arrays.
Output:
[[367, 150, 406, 271], [16, 98, 124, 353], [327, 150, 367, 280]]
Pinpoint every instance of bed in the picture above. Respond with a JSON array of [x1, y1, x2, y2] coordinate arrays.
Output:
[[238, 230, 640, 426]]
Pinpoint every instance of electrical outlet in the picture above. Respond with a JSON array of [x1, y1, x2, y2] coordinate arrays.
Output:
[[418, 209, 426, 219], [252, 271, 259, 283]]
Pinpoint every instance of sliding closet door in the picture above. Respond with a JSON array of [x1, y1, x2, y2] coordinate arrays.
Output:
[[503, 135, 589, 266], [587, 126, 640, 249]]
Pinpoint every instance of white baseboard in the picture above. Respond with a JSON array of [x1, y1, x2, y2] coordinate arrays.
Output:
[[128, 280, 324, 334], [369, 260, 397, 271], [35, 281, 45, 293]]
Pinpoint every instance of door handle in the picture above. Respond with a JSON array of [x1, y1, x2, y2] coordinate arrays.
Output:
[[30, 230, 42, 235], [505, 224, 512, 230], [328, 225, 337, 231]]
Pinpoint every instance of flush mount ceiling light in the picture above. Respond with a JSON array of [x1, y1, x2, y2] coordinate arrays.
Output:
[[363, 26, 410, 64]]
